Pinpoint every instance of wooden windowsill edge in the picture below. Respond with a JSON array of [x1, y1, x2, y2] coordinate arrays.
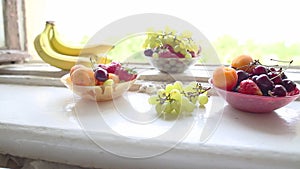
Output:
[[0, 50, 31, 64]]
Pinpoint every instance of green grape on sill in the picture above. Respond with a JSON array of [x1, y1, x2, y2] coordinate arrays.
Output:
[[148, 81, 211, 118], [198, 93, 209, 107]]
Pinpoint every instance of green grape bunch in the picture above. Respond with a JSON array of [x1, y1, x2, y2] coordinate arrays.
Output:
[[143, 27, 201, 59], [148, 81, 210, 117]]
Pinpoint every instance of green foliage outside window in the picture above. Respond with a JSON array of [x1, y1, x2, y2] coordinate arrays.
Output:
[[212, 35, 300, 65], [100, 35, 300, 66]]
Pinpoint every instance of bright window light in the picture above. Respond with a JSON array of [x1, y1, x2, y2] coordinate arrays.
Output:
[[25, 0, 300, 65]]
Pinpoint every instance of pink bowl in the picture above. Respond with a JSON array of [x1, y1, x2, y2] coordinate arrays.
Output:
[[209, 79, 300, 113]]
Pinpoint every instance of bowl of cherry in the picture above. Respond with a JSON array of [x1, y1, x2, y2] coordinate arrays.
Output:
[[211, 79, 300, 113], [210, 56, 300, 113]]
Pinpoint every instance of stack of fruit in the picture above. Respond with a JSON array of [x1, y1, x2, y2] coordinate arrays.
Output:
[[34, 21, 113, 70], [143, 28, 201, 73], [211, 54, 300, 113], [70, 61, 136, 86], [212, 54, 299, 97], [61, 61, 137, 101]]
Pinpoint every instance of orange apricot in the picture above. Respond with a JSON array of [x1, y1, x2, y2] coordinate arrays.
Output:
[[231, 54, 254, 73], [70, 65, 86, 76], [212, 66, 238, 91], [71, 67, 95, 86]]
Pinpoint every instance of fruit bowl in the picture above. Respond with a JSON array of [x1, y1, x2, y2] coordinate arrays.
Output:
[[61, 74, 135, 101], [148, 56, 199, 73], [143, 28, 201, 74], [209, 78, 300, 113]]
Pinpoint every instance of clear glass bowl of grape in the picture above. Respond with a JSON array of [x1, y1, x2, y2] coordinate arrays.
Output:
[[144, 47, 200, 73], [143, 29, 201, 74]]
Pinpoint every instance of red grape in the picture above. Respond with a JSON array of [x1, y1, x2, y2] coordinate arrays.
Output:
[[165, 44, 185, 58], [115, 67, 137, 81], [94, 67, 108, 82], [159, 50, 178, 58], [106, 61, 121, 73], [144, 49, 153, 57], [165, 44, 174, 53]]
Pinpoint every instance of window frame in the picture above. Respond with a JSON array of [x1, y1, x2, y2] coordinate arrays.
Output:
[[0, 0, 29, 64], [2, 0, 26, 50]]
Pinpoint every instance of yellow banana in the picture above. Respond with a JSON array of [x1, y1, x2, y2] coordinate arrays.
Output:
[[47, 21, 114, 56], [34, 23, 92, 70]]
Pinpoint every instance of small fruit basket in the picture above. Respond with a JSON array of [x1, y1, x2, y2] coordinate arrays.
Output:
[[143, 29, 201, 73], [61, 61, 137, 102], [210, 54, 300, 113]]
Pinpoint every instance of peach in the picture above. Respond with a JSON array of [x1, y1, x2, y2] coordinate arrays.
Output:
[[231, 54, 254, 73], [212, 66, 238, 91], [71, 67, 95, 86]]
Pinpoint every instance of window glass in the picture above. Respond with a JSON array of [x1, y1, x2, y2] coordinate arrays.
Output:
[[26, 0, 300, 65], [0, 0, 5, 48]]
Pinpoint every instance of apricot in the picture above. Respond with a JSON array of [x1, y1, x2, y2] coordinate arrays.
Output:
[[71, 67, 95, 86], [231, 54, 254, 73], [70, 65, 86, 76], [212, 66, 238, 91]]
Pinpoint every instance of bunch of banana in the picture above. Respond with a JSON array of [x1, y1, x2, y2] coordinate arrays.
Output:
[[34, 21, 113, 70]]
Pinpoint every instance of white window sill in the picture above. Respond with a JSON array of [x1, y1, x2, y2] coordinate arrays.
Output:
[[1, 62, 300, 168], [0, 83, 300, 169]]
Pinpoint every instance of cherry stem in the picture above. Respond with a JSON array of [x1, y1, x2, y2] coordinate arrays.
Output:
[[237, 59, 261, 71], [183, 83, 211, 98], [271, 58, 293, 70], [158, 93, 174, 104], [270, 58, 293, 64], [270, 73, 281, 81], [269, 58, 293, 81]]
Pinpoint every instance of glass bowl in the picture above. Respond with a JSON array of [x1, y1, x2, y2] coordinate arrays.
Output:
[[148, 57, 198, 73], [60, 74, 135, 101], [209, 78, 300, 113]]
